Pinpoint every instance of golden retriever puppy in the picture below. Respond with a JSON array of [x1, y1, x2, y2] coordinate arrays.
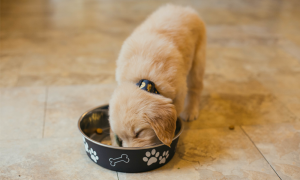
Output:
[[109, 4, 206, 147]]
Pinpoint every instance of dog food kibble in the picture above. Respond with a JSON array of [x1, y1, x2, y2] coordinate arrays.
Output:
[[101, 139, 112, 145], [100, 135, 112, 145], [229, 125, 235, 130], [96, 128, 103, 134]]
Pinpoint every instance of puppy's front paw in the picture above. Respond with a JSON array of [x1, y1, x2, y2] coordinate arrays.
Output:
[[180, 108, 199, 122]]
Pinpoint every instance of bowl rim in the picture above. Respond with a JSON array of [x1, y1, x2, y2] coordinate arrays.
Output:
[[78, 104, 184, 150]]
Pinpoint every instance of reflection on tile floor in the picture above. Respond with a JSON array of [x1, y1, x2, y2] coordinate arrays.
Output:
[[0, 87, 46, 140], [1, 0, 300, 179]]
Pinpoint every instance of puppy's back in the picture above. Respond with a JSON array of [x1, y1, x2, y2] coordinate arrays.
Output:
[[135, 4, 203, 37], [116, 4, 205, 97]]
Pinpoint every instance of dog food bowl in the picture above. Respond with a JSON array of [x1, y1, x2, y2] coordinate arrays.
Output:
[[78, 105, 183, 173]]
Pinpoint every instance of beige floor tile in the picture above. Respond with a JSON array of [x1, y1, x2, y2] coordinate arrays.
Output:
[[203, 75, 271, 96], [0, 54, 117, 88], [178, 127, 279, 179], [278, 39, 300, 62], [44, 83, 116, 138], [0, 137, 118, 180], [0, 25, 124, 56], [207, 25, 278, 47], [46, 56, 116, 75], [0, 71, 19, 88], [0, 87, 46, 140], [260, 72, 300, 96], [0, 55, 22, 87], [285, 35, 300, 48], [274, 94, 300, 118], [15, 73, 116, 87], [206, 47, 255, 82], [254, 47, 300, 75], [243, 123, 300, 180], [205, 45, 300, 84], [207, 46, 300, 78], [238, 47, 300, 96]]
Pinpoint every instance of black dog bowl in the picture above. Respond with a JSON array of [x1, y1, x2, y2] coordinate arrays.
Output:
[[78, 105, 183, 173]]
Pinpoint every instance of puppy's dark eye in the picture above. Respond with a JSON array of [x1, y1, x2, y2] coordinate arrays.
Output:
[[135, 130, 143, 138]]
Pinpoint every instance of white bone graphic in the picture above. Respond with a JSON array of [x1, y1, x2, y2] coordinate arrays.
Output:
[[109, 154, 130, 166]]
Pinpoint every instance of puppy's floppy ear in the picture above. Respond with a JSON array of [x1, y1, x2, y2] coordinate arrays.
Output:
[[144, 100, 177, 147]]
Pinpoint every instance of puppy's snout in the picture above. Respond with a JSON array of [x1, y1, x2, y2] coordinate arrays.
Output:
[[122, 141, 138, 148]]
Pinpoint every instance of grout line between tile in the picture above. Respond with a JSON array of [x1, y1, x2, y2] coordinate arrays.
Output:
[[240, 126, 282, 180], [42, 87, 48, 138], [117, 172, 119, 180]]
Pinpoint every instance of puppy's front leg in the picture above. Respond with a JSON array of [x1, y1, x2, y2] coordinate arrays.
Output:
[[180, 40, 205, 122]]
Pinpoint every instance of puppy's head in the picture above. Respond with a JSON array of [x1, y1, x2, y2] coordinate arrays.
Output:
[[109, 82, 177, 147]]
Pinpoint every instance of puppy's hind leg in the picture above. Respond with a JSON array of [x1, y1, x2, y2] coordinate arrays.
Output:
[[180, 39, 206, 122]]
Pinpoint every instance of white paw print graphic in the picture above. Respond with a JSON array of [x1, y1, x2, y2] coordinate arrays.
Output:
[[82, 137, 89, 152], [143, 149, 160, 166], [89, 148, 99, 163], [159, 151, 169, 164]]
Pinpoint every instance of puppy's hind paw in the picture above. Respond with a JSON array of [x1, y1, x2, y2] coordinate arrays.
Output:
[[180, 108, 199, 122]]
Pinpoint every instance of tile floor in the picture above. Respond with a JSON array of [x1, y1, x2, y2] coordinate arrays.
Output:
[[0, 0, 300, 179]]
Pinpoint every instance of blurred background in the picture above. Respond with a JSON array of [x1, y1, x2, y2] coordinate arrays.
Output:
[[1, 0, 299, 179], [1, 0, 299, 87]]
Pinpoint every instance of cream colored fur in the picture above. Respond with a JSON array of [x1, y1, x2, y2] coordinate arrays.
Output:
[[109, 4, 206, 147]]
